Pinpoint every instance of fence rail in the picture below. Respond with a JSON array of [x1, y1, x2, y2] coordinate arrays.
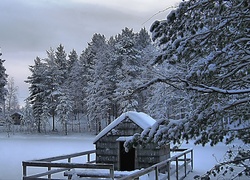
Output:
[[22, 150, 97, 180], [37, 150, 96, 162]]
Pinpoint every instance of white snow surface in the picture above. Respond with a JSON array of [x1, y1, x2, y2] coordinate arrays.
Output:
[[0, 132, 95, 180], [0, 132, 246, 180], [93, 111, 156, 143]]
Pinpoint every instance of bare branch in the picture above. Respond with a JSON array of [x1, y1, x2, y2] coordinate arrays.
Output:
[[142, 6, 177, 25], [130, 77, 181, 96]]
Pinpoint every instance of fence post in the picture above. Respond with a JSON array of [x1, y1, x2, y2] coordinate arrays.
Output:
[[87, 153, 90, 162], [67, 157, 71, 180], [22, 162, 27, 178], [48, 165, 51, 179], [110, 165, 114, 180], [155, 166, 159, 180], [175, 157, 179, 180], [191, 149, 194, 171], [184, 153, 187, 176], [167, 161, 171, 180]]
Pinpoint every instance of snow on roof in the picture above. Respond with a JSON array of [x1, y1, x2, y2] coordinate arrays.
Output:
[[93, 111, 156, 144]]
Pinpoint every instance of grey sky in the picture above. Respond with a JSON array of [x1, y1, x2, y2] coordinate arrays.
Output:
[[0, 0, 180, 105]]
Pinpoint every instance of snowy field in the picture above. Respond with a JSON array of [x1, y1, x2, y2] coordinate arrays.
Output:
[[0, 132, 95, 180], [0, 132, 244, 180]]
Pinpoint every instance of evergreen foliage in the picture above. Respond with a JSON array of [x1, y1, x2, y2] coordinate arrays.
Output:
[[127, 0, 250, 178], [148, 0, 250, 146], [26, 57, 47, 132], [24, 1, 249, 176], [26, 28, 155, 134], [0, 52, 8, 108]]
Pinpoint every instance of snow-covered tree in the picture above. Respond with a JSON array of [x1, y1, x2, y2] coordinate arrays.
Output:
[[81, 28, 157, 133], [55, 44, 68, 83], [65, 50, 81, 124], [150, 0, 250, 144], [92, 35, 118, 126], [21, 100, 35, 133], [43, 45, 69, 131], [56, 88, 73, 135], [43, 48, 59, 131], [0, 52, 8, 115], [127, 0, 250, 178], [134, 28, 159, 112], [84, 33, 111, 133], [27, 46, 80, 133], [114, 28, 144, 112], [67, 49, 78, 72], [135, 27, 152, 50], [26, 57, 47, 133], [5, 77, 19, 113]]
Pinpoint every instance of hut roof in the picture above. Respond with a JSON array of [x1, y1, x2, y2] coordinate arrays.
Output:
[[93, 111, 156, 144]]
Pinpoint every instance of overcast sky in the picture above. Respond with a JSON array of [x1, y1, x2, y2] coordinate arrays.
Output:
[[0, 0, 180, 106]]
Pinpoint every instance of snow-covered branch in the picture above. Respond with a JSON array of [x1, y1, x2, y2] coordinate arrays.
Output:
[[200, 152, 250, 179], [189, 85, 250, 95], [130, 77, 181, 96]]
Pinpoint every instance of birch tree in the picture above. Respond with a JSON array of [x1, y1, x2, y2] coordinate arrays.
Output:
[[5, 77, 19, 113]]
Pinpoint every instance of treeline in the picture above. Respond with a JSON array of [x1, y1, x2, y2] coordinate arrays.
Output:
[[26, 27, 158, 134]]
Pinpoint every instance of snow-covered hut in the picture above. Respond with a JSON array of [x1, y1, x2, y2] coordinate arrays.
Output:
[[93, 111, 170, 171]]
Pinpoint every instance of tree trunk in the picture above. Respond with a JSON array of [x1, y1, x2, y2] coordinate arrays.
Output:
[[52, 110, 55, 131], [38, 118, 41, 133], [65, 121, 68, 135]]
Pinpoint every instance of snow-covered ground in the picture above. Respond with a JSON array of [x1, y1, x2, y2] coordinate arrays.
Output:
[[0, 132, 243, 180], [0, 132, 95, 180], [181, 142, 232, 179]]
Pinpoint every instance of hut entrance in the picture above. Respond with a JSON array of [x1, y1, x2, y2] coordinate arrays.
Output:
[[119, 141, 135, 171]]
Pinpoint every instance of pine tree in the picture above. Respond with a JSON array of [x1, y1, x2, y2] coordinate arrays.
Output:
[[56, 88, 73, 135], [55, 44, 69, 83], [43, 48, 59, 131], [113, 28, 141, 112], [148, 0, 250, 144], [44, 45, 69, 131], [84, 33, 110, 133], [26, 57, 47, 133], [135, 27, 152, 50], [92, 35, 118, 126], [134, 28, 158, 112], [0, 52, 8, 114], [128, 0, 250, 177], [21, 100, 34, 133], [67, 49, 78, 73]]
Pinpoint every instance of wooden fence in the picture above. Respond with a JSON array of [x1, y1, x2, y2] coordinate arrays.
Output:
[[119, 148, 193, 180], [22, 150, 106, 180], [22, 148, 193, 180]]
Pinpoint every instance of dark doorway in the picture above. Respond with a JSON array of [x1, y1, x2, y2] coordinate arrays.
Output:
[[119, 141, 135, 171]]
